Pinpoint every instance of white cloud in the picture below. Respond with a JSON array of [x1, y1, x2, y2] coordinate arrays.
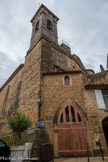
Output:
[[0, 51, 24, 87], [56, 0, 108, 72], [0, 0, 108, 87]]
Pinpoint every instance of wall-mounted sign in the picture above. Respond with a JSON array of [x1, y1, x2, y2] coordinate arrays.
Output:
[[46, 116, 52, 120], [38, 121, 44, 128]]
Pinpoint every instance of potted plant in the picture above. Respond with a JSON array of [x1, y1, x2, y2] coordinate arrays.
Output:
[[8, 111, 32, 161], [8, 111, 31, 145]]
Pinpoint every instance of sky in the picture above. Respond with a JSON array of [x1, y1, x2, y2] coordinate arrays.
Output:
[[0, 0, 108, 87]]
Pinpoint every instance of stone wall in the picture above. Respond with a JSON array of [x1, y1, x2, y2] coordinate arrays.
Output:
[[41, 73, 91, 156], [0, 40, 42, 136], [18, 40, 42, 129], [87, 71, 108, 84], [0, 35, 84, 136], [41, 72, 108, 157], [0, 34, 108, 157], [41, 38, 84, 73], [0, 67, 23, 135], [84, 89, 108, 150]]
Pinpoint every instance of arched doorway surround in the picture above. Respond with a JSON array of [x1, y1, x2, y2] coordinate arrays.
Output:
[[102, 117, 108, 147], [57, 103, 87, 157]]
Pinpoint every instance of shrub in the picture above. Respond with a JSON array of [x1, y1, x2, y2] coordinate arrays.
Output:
[[8, 111, 31, 145], [93, 148, 104, 157]]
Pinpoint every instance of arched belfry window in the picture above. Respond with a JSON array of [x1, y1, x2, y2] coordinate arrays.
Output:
[[35, 20, 39, 31], [47, 19, 52, 31], [58, 103, 84, 124], [65, 76, 70, 86]]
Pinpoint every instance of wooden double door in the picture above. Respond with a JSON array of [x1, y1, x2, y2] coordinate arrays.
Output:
[[58, 103, 87, 157]]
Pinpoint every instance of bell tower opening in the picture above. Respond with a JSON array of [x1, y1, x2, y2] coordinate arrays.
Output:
[[47, 19, 52, 31], [30, 4, 59, 47], [35, 20, 39, 31]]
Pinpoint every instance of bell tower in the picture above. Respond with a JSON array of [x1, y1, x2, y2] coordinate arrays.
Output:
[[30, 4, 59, 47]]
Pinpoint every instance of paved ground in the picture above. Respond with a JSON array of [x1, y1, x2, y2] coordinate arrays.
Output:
[[54, 157, 108, 162]]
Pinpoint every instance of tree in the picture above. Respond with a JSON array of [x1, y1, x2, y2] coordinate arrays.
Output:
[[100, 65, 105, 72], [8, 111, 31, 145]]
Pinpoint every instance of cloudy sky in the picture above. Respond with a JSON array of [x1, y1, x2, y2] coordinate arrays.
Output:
[[0, 0, 108, 87]]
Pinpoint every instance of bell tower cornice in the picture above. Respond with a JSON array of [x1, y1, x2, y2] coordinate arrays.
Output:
[[31, 4, 59, 24]]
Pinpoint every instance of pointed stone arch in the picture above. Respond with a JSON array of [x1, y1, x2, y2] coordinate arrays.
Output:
[[53, 101, 88, 126]]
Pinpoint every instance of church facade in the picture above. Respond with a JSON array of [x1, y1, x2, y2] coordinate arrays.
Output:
[[0, 4, 108, 157]]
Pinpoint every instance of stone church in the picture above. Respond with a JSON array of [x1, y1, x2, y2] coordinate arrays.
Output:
[[0, 4, 108, 158]]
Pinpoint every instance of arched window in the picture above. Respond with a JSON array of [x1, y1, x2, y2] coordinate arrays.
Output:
[[71, 106, 75, 122], [35, 20, 39, 31], [58, 104, 84, 124], [65, 76, 70, 86], [65, 106, 70, 122], [47, 20, 52, 31], [77, 112, 82, 122], [60, 113, 63, 122]]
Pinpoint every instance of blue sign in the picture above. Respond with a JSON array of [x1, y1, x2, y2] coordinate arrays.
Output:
[[38, 121, 44, 128], [46, 116, 52, 120]]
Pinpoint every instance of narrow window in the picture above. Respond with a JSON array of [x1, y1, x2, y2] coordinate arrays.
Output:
[[35, 20, 39, 31], [77, 113, 82, 122], [65, 76, 70, 86], [47, 20, 52, 31], [60, 113, 63, 122], [71, 106, 75, 122], [65, 106, 69, 122], [102, 90, 108, 108], [95, 90, 106, 109]]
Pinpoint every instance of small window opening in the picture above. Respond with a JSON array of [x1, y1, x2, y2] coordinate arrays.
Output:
[[77, 113, 82, 122], [65, 76, 70, 86], [102, 90, 108, 108], [47, 20, 52, 31], [35, 20, 39, 31], [60, 113, 63, 122], [71, 106, 75, 122], [65, 106, 69, 122]]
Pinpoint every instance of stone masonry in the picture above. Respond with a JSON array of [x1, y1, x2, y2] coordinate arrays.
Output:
[[0, 4, 108, 158]]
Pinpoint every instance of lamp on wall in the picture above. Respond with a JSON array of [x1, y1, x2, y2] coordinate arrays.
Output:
[[36, 95, 41, 103], [36, 95, 41, 121]]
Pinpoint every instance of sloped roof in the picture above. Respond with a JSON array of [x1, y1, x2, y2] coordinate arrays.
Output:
[[0, 64, 24, 92], [42, 70, 82, 76], [85, 83, 108, 89]]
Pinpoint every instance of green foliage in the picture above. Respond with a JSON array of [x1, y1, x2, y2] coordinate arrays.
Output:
[[1, 135, 25, 146], [8, 111, 31, 133], [93, 149, 104, 157], [8, 111, 31, 144], [8, 135, 15, 146], [1, 136, 9, 144], [100, 65, 105, 72]]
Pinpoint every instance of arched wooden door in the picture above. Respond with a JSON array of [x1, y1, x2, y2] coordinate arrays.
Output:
[[57, 103, 87, 157]]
